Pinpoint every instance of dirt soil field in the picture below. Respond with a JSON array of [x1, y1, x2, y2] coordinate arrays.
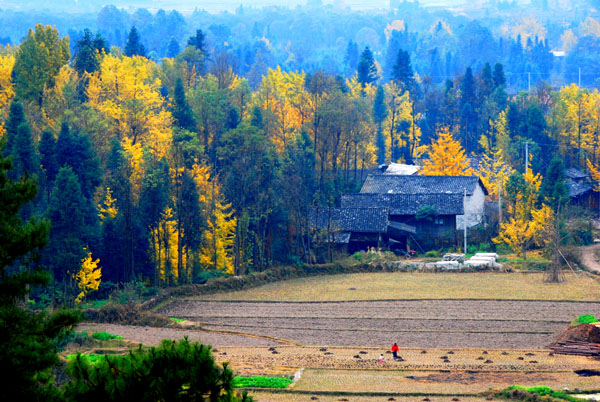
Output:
[[189, 272, 600, 302], [158, 299, 600, 348]]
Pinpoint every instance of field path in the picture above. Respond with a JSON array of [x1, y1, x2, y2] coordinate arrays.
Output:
[[580, 243, 600, 272]]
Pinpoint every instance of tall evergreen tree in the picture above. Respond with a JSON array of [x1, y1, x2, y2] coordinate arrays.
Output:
[[172, 77, 196, 132], [391, 49, 416, 94], [373, 86, 388, 165], [3, 101, 26, 157], [166, 37, 180, 58], [73, 29, 107, 75], [493, 62, 506, 88], [357, 46, 378, 86], [187, 29, 207, 53], [55, 122, 102, 199], [124, 26, 146, 57], [344, 40, 359, 74], [38, 129, 58, 205], [45, 167, 88, 299], [0, 142, 79, 402], [9, 122, 39, 182], [541, 157, 568, 210]]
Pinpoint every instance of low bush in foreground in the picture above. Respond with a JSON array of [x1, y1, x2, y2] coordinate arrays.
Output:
[[65, 353, 105, 365], [499, 385, 584, 401], [64, 338, 252, 401], [232, 376, 292, 389]]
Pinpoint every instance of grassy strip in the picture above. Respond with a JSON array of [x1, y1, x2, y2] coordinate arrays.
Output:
[[91, 331, 124, 341], [501, 386, 586, 402], [169, 317, 187, 322], [65, 353, 105, 365], [232, 376, 292, 389]]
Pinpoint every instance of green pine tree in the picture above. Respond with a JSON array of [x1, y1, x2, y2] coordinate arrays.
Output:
[[0, 143, 79, 402], [373, 86, 388, 165], [357, 46, 378, 86], [124, 26, 146, 57]]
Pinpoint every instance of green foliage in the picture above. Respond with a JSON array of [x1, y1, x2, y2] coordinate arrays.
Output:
[[351, 252, 364, 262], [170, 317, 186, 322], [357, 46, 378, 85], [91, 331, 124, 340], [64, 338, 253, 401], [425, 250, 439, 258], [65, 353, 105, 366], [232, 376, 292, 389], [12, 24, 70, 104], [124, 26, 146, 57], [572, 314, 598, 325], [503, 385, 584, 402], [0, 142, 80, 401]]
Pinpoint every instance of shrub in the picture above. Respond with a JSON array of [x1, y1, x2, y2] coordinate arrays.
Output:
[[232, 376, 292, 389], [351, 252, 364, 262], [85, 302, 172, 327], [91, 331, 124, 341], [65, 353, 105, 366], [502, 385, 584, 402], [576, 314, 598, 324], [425, 250, 439, 258], [170, 317, 186, 322], [63, 338, 253, 401]]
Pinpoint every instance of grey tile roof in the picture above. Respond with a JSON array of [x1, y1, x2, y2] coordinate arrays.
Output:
[[341, 193, 464, 215], [310, 207, 389, 233], [360, 175, 488, 196], [565, 168, 590, 180], [567, 179, 594, 198]]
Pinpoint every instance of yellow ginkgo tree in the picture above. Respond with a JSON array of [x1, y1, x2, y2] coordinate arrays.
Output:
[[75, 249, 102, 303], [478, 149, 515, 201], [421, 127, 474, 176]]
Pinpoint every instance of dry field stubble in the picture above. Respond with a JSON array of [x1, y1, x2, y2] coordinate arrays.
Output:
[[249, 393, 492, 402], [191, 272, 600, 302]]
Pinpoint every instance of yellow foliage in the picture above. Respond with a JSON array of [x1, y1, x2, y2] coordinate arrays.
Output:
[[87, 54, 173, 158], [478, 149, 515, 201], [98, 187, 118, 221], [587, 159, 600, 191], [149, 207, 182, 285], [253, 66, 307, 152], [40, 65, 77, 132], [581, 17, 600, 38], [493, 216, 536, 258], [530, 204, 554, 248], [346, 75, 376, 100], [512, 16, 547, 46], [383, 82, 421, 163], [561, 29, 578, 53], [75, 250, 102, 303], [0, 53, 15, 117], [200, 201, 237, 275], [421, 127, 474, 176]]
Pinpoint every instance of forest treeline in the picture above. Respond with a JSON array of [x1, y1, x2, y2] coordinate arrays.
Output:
[[2, 1, 600, 90], [1, 21, 600, 303]]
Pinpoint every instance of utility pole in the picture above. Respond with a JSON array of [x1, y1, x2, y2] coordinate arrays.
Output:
[[525, 142, 529, 176], [498, 183, 502, 226], [463, 188, 467, 255]]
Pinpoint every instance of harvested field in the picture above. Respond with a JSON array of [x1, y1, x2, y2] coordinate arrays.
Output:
[[77, 323, 282, 347], [159, 299, 600, 348], [211, 346, 600, 375], [249, 393, 491, 402], [191, 272, 600, 302], [293, 368, 600, 394]]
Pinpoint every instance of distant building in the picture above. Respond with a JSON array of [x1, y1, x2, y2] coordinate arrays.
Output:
[[566, 167, 598, 210], [310, 175, 488, 253]]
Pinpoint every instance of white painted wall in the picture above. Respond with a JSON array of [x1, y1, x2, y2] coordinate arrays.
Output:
[[456, 183, 486, 229]]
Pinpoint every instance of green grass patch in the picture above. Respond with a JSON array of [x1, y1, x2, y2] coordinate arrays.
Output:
[[91, 331, 124, 341], [169, 317, 187, 322], [570, 314, 599, 326], [81, 299, 109, 309], [232, 376, 292, 389], [503, 385, 585, 401], [66, 353, 105, 365]]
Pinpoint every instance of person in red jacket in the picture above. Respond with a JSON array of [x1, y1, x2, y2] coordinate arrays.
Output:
[[391, 342, 399, 360]]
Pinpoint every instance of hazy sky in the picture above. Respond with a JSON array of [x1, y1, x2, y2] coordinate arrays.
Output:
[[84, 0, 469, 14]]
